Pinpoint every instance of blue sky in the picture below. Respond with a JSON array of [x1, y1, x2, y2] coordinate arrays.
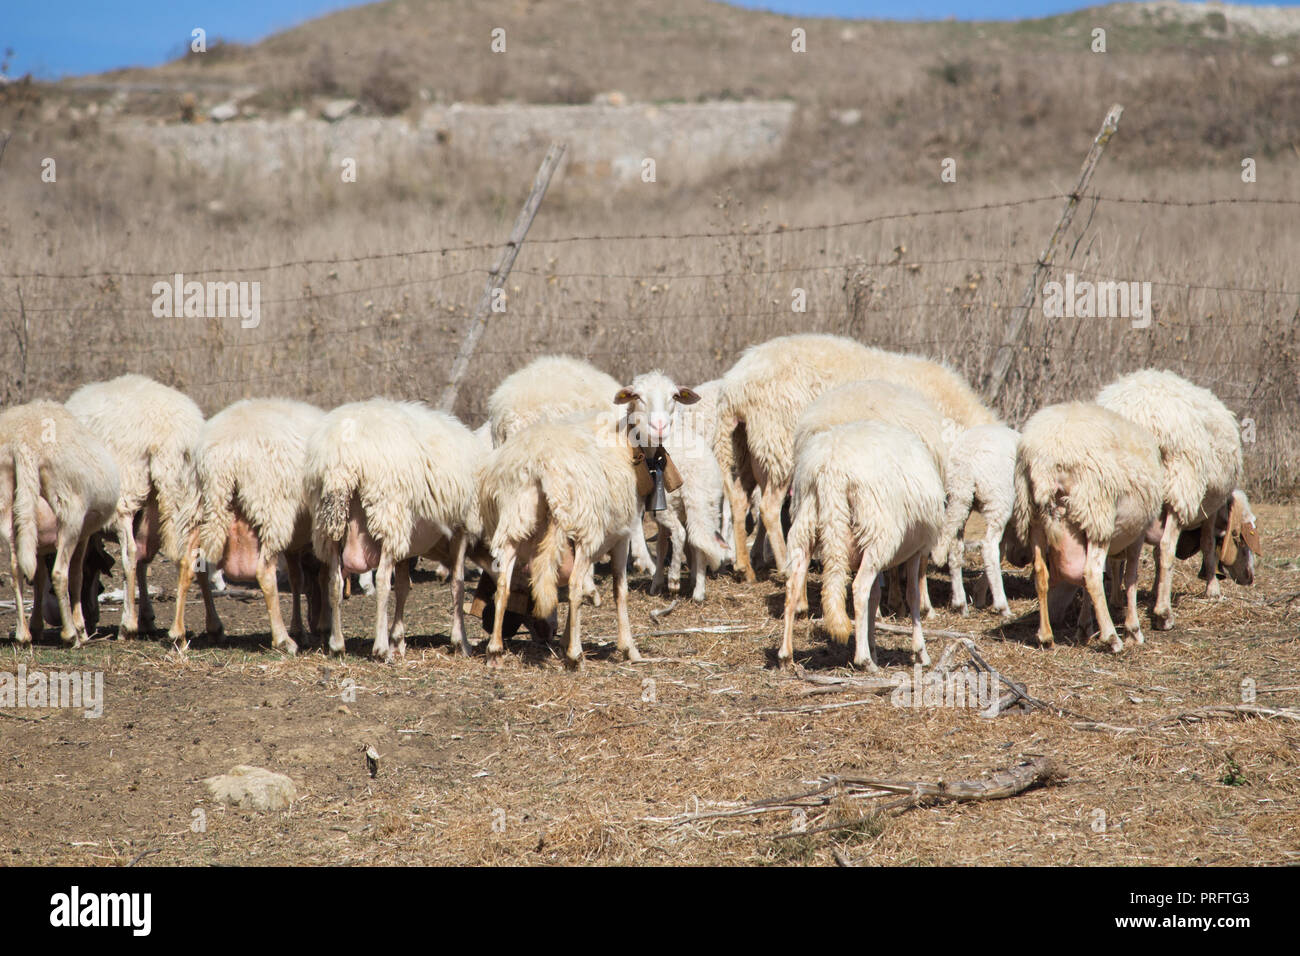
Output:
[[4, 0, 1299, 79]]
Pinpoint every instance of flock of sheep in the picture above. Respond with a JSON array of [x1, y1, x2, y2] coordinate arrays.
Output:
[[0, 333, 1262, 671]]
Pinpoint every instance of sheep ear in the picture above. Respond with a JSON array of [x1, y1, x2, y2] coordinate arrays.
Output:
[[613, 389, 637, 406], [1219, 496, 1241, 565], [1242, 521, 1262, 555], [674, 387, 701, 405]]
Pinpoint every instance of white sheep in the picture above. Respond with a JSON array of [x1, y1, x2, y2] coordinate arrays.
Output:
[[935, 424, 1020, 619], [620, 371, 725, 602], [1096, 369, 1246, 628], [715, 334, 996, 581], [790, 378, 950, 617], [1014, 402, 1164, 652], [64, 374, 211, 639], [478, 375, 700, 667], [1, 401, 119, 647], [487, 353, 656, 577], [177, 398, 326, 654], [305, 399, 483, 662], [779, 420, 945, 670], [487, 354, 623, 447], [685, 379, 734, 554]]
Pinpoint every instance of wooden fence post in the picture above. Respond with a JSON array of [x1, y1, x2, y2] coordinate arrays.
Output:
[[982, 104, 1123, 407], [439, 142, 566, 414]]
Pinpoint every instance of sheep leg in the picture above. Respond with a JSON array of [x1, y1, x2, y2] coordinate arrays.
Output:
[[325, 540, 347, 656], [1032, 528, 1053, 647], [919, 571, 935, 621], [649, 519, 669, 595], [948, 530, 968, 613], [1084, 541, 1123, 653], [50, 524, 81, 646], [585, 564, 600, 607], [1152, 510, 1179, 630], [850, 563, 881, 671], [982, 526, 1012, 619], [8, 534, 32, 645], [757, 481, 788, 573], [629, 510, 655, 576], [1107, 556, 1125, 607], [448, 531, 471, 657], [1122, 538, 1145, 645], [68, 537, 89, 640], [778, 544, 811, 667], [886, 568, 902, 617], [666, 510, 686, 594], [905, 553, 930, 665], [486, 544, 516, 665], [116, 510, 140, 636], [371, 552, 394, 662], [564, 547, 590, 668], [287, 553, 306, 642], [390, 555, 409, 659], [198, 567, 223, 638], [31, 559, 48, 640], [136, 555, 155, 632], [257, 551, 297, 656], [612, 539, 639, 662], [725, 472, 756, 582], [690, 545, 706, 603], [1201, 518, 1222, 599], [169, 528, 199, 645]]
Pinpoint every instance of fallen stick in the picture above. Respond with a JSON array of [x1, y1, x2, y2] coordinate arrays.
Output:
[[594, 624, 752, 644], [649, 600, 680, 622], [1071, 704, 1300, 735], [644, 756, 1062, 829]]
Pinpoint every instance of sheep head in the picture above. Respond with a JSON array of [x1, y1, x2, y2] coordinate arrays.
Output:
[[614, 371, 699, 447]]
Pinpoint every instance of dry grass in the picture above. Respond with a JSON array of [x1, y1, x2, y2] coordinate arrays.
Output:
[[1, 503, 1296, 866], [1, 122, 1297, 490]]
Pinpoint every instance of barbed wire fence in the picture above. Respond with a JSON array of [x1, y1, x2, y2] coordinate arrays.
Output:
[[2, 186, 1297, 492]]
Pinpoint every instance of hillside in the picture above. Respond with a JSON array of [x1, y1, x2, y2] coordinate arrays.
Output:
[[41, 0, 1300, 188]]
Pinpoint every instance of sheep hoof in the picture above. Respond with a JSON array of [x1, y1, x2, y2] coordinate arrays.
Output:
[[692, 591, 706, 604], [276, 639, 299, 657], [851, 656, 881, 673], [371, 644, 392, 663], [996, 607, 1013, 621], [1107, 635, 1124, 654], [485, 651, 505, 669], [1130, 629, 1145, 645], [167, 626, 186, 643], [564, 655, 584, 671], [914, 648, 931, 667], [1036, 632, 1054, 648], [953, 602, 969, 617], [1154, 615, 1174, 631]]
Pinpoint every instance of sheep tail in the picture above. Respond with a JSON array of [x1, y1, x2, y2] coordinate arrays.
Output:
[[11, 444, 40, 583], [199, 466, 239, 565], [530, 495, 561, 619], [817, 471, 854, 644], [713, 397, 739, 485], [154, 449, 202, 563]]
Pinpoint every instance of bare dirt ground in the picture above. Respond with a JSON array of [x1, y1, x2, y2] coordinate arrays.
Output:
[[2, 503, 1297, 867]]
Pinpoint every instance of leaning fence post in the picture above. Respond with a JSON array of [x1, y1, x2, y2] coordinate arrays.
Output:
[[439, 142, 566, 414], [982, 104, 1123, 407]]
